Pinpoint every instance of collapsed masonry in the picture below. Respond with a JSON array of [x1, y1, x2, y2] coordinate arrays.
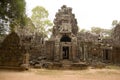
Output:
[[0, 32, 29, 69]]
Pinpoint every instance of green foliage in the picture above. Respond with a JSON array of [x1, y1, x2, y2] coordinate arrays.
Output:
[[31, 6, 53, 38], [112, 20, 118, 27], [91, 27, 112, 38], [0, 0, 26, 33], [25, 17, 35, 33], [79, 29, 89, 33], [112, 20, 120, 28], [31, 6, 48, 19], [0, 22, 6, 35], [91, 27, 102, 34]]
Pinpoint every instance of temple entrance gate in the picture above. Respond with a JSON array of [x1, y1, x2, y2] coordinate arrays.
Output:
[[62, 46, 69, 59], [60, 35, 72, 60]]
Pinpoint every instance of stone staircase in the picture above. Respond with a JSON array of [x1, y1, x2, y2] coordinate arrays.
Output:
[[60, 60, 88, 69], [60, 60, 72, 69]]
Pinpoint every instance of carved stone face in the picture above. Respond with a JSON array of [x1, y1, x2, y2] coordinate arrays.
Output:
[[61, 23, 72, 32], [60, 23, 67, 31], [52, 5, 78, 36]]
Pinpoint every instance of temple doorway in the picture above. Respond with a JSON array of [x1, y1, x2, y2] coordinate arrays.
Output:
[[60, 35, 71, 42], [62, 46, 69, 59]]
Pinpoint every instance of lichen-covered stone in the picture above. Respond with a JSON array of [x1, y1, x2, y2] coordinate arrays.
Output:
[[0, 31, 29, 69]]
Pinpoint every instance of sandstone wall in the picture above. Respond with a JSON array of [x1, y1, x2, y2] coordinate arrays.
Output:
[[0, 32, 28, 68]]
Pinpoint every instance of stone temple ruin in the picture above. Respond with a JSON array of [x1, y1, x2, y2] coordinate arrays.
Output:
[[0, 32, 29, 69], [46, 5, 78, 62], [0, 5, 120, 70]]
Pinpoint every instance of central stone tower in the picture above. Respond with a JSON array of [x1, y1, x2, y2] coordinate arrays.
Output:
[[52, 5, 78, 60], [46, 5, 78, 62]]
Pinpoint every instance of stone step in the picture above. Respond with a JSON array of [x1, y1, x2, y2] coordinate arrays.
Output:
[[61, 60, 72, 64], [62, 64, 71, 67], [61, 60, 72, 68]]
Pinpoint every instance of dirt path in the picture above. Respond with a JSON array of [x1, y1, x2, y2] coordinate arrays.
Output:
[[0, 69, 120, 80]]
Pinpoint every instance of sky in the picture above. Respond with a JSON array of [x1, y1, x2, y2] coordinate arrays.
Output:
[[25, 0, 120, 30]]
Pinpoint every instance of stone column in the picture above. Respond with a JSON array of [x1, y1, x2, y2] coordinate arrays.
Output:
[[72, 45, 75, 61], [83, 44, 87, 61], [54, 36, 60, 61], [72, 37, 77, 62], [21, 52, 29, 70], [69, 46, 72, 60], [60, 43, 63, 60], [54, 44, 60, 61]]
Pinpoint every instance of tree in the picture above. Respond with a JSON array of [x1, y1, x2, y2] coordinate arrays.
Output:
[[0, 0, 26, 33], [19, 17, 35, 34], [91, 27, 112, 38], [31, 6, 53, 38], [112, 20, 118, 27], [0, 22, 6, 35], [91, 27, 102, 34], [79, 29, 90, 33]]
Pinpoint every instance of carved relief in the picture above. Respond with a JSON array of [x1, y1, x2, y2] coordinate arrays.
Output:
[[52, 5, 78, 36]]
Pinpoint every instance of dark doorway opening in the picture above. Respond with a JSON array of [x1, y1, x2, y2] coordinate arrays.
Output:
[[103, 49, 109, 60], [105, 49, 109, 60], [62, 46, 69, 59], [60, 35, 71, 42]]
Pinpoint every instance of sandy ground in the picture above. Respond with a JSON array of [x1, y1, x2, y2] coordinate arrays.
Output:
[[0, 68, 120, 80]]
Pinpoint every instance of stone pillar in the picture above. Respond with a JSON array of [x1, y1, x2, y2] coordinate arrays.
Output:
[[21, 52, 29, 70], [72, 45, 75, 61], [54, 44, 60, 61], [54, 36, 60, 61], [69, 46, 72, 60], [24, 53, 29, 64], [60, 43, 62, 60], [83, 44, 87, 61], [72, 37, 77, 62]]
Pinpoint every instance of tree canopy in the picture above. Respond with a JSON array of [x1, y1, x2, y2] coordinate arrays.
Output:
[[0, 0, 26, 34], [91, 27, 112, 38], [31, 6, 53, 38]]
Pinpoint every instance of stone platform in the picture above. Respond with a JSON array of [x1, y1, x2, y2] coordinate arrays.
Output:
[[50, 60, 88, 70]]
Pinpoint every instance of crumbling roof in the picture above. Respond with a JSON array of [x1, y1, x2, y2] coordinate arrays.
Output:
[[112, 24, 120, 47], [77, 32, 99, 42]]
